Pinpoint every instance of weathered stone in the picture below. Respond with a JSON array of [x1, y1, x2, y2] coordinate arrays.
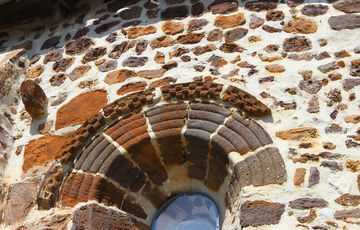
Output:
[[219, 43, 245, 53], [41, 36, 61, 50], [135, 40, 148, 55], [248, 14, 264, 30], [149, 77, 176, 88], [262, 25, 282, 33], [266, 10, 284, 21], [150, 36, 175, 48], [265, 44, 279, 53], [73, 27, 90, 39], [214, 12, 246, 29], [209, 1, 238, 14], [162, 60, 178, 70], [154, 51, 165, 63], [4, 181, 38, 225], [297, 209, 317, 223], [98, 60, 117, 72], [50, 92, 67, 106], [347, 160, 360, 172], [144, 0, 158, 9], [38, 120, 53, 134], [294, 168, 306, 185], [106, 32, 117, 43], [127, 25, 157, 39], [225, 28, 248, 42], [194, 65, 205, 72], [207, 28, 223, 41], [308, 167, 320, 187], [240, 200, 285, 227], [68, 65, 91, 81], [335, 208, 360, 220], [122, 21, 142, 28], [351, 59, 360, 76], [72, 203, 141, 230], [288, 53, 314, 61], [78, 79, 99, 89], [119, 6, 142, 20], [315, 51, 330, 60], [20, 80, 48, 119], [122, 57, 148, 67], [169, 47, 189, 58], [117, 82, 147, 96], [334, 50, 351, 59], [23, 135, 72, 172], [138, 69, 166, 79], [344, 115, 360, 124], [193, 43, 217, 56], [245, 1, 277, 12], [259, 76, 274, 84], [289, 198, 328, 209], [283, 36, 312, 52], [329, 15, 360, 30], [95, 21, 120, 34], [284, 17, 317, 34], [276, 127, 319, 140], [26, 65, 43, 78], [325, 123, 346, 134], [52, 58, 75, 72], [333, 0, 360, 13], [318, 61, 340, 73], [318, 39, 328, 47], [320, 161, 343, 171], [161, 21, 184, 35], [307, 96, 319, 113], [322, 142, 336, 150], [50, 73, 66, 87], [208, 55, 227, 68], [82, 47, 106, 64], [344, 79, 360, 90], [44, 48, 63, 64], [108, 41, 136, 59], [18, 214, 70, 229], [177, 32, 205, 44], [327, 89, 342, 106], [298, 79, 322, 94], [55, 90, 107, 130], [29, 54, 40, 66], [105, 69, 138, 84], [187, 19, 208, 32], [65, 37, 94, 55], [301, 4, 328, 17], [265, 64, 284, 73], [189, 2, 204, 16], [161, 5, 189, 20]]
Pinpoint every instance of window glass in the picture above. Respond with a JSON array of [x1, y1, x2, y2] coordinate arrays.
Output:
[[152, 193, 219, 230]]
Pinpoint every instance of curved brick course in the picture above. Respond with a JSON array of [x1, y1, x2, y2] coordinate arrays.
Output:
[[35, 81, 285, 227]]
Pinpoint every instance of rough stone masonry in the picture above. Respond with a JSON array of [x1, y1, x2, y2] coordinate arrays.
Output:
[[1, 0, 360, 229]]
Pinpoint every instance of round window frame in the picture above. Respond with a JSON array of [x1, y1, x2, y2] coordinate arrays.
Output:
[[151, 192, 220, 230]]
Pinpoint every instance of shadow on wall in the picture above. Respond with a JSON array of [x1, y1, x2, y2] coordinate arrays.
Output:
[[0, 0, 338, 59]]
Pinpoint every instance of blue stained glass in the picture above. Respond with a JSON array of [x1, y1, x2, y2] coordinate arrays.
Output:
[[151, 193, 220, 230]]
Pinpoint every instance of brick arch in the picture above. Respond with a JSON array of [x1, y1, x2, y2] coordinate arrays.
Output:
[[37, 81, 286, 228]]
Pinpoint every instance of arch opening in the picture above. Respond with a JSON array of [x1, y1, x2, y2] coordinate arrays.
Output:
[[151, 193, 220, 230], [37, 82, 287, 229]]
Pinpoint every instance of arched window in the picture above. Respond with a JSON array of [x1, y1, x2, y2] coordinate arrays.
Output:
[[152, 193, 219, 230]]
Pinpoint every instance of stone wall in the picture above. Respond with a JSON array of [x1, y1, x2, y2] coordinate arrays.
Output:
[[1, 0, 360, 229]]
